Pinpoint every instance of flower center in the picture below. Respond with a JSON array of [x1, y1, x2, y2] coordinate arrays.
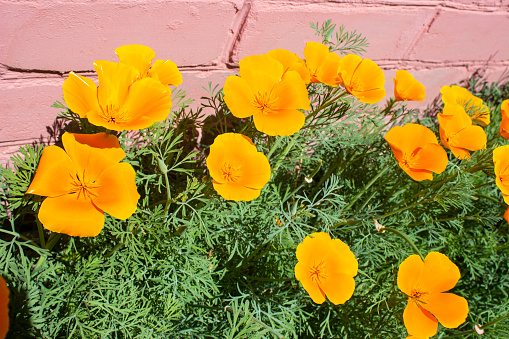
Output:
[[68, 170, 100, 201], [410, 288, 428, 302], [400, 152, 416, 169], [221, 162, 241, 183], [309, 260, 329, 283], [99, 103, 130, 125], [253, 91, 278, 115]]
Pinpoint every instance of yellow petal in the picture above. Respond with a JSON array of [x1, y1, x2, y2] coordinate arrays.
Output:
[[25, 145, 75, 197], [418, 252, 461, 294], [273, 71, 310, 110], [397, 254, 424, 296], [63, 72, 99, 118], [223, 76, 259, 118], [295, 261, 326, 304], [329, 239, 358, 277], [450, 125, 486, 152], [237, 152, 271, 190], [212, 181, 261, 201], [253, 109, 305, 136], [148, 59, 182, 86], [115, 44, 155, 75], [339, 54, 362, 89], [267, 49, 298, 73], [93, 162, 140, 220], [296, 232, 333, 265], [351, 87, 386, 104], [423, 292, 469, 328], [0, 276, 9, 339], [493, 145, 509, 198], [504, 207, 509, 224], [403, 299, 438, 338], [93, 60, 138, 110], [303, 42, 329, 80], [350, 58, 385, 92], [412, 143, 448, 174], [239, 54, 283, 94], [385, 123, 439, 157], [319, 272, 355, 305], [499, 100, 509, 139], [394, 70, 425, 102], [38, 194, 105, 237]]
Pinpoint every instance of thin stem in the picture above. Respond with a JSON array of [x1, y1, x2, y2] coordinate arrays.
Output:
[[406, 215, 480, 227], [45, 233, 62, 251], [444, 313, 509, 338], [380, 197, 435, 219], [382, 227, 424, 260], [305, 90, 347, 122], [37, 218, 46, 248], [244, 276, 296, 282], [224, 306, 284, 339], [271, 136, 298, 174], [157, 156, 172, 217], [266, 136, 284, 161], [474, 193, 507, 207]]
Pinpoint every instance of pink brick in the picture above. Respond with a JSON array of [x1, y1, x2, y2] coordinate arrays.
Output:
[[0, 0, 237, 72], [410, 9, 509, 61], [234, 1, 436, 61]]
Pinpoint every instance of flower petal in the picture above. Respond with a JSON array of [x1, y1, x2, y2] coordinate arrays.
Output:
[[350, 58, 385, 92], [93, 60, 139, 110], [328, 239, 358, 277], [0, 276, 9, 339], [63, 72, 99, 118], [303, 41, 329, 80], [394, 70, 425, 102], [115, 44, 155, 75], [295, 261, 326, 304], [418, 252, 461, 294], [403, 299, 438, 338], [500, 99, 509, 139], [351, 87, 386, 104], [62, 132, 125, 182], [451, 125, 487, 152], [26, 145, 75, 197], [385, 123, 438, 157], [237, 152, 271, 190], [273, 71, 311, 110], [239, 54, 284, 94], [212, 181, 261, 201], [253, 108, 305, 136], [423, 293, 469, 329], [93, 162, 140, 220], [339, 54, 362, 87], [296, 232, 332, 265], [38, 194, 105, 237], [223, 76, 259, 119], [148, 59, 182, 86], [397, 254, 424, 296], [319, 272, 355, 305], [412, 143, 448, 174]]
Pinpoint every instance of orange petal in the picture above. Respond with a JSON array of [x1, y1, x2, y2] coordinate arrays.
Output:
[[319, 272, 355, 305], [239, 54, 283, 94], [418, 252, 461, 294], [115, 44, 155, 75], [339, 54, 362, 88], [394, 70, 425, 102], [412, 143, 448, 174], [93, 162, 140, 220], [295, 261, 326, 304], [403, 299, 438, 338], [351, 87, 386, 104], [500, 100, 509, 139], [403, 168, 433, 182], [315, 52, 341, 86], [267, 49, 298, 73], [329, 239, 358, 277], [148, 59, 182, 86], [62, 132, 125, 182], [62, 72, 99, 118], [440, 85, 457, 106], [296, 232, 333, 265], [93, 60, 138, 110], [350, 58, 385, 92], [38, 194, 105, 237], [26, 145, 75, 197], [504, 207, 509, 224], [273, 71, 310, 110], [0, 276, 9, 339], [397, 254, 424, 296], [223, 76, 260, 118], [385, 123, 438, 157], [451, 125, 486, 152], [237, 152, 271, 190], [212, 181, 261, 201], [423, 292, 469, 328], [253, 109, 305, 136], [288, 58, 311, 84], [438, 104, 471, 135], [303, 41, 329, 79]]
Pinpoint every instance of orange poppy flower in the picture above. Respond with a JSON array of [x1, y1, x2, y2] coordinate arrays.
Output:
[[438, 104, 487, 159], [206, 133, 271, 201], [0, 276, 8, 339], [393, 70, 425, 102], [493, 145, 509, 204], [385, 123, 448, 181], [267, 49, 311, 84], [303, 41, 341, 86], [294, 232, 358, 305], [499, 99, 509, 139], [398, 252, 469, 338], [441, 85, 490, 126], [26, 132, 140, 237], [504, 206, 509, 224], [63, 61, 173, 131], [223, 55, 310, 136], [338, 54, 386, 104], [115, 44, 182, 87]]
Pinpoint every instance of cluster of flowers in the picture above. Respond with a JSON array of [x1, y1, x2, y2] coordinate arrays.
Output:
[[4, 41, 506, 338]]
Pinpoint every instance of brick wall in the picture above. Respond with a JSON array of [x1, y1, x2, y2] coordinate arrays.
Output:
[[1, 0, 508, 163]]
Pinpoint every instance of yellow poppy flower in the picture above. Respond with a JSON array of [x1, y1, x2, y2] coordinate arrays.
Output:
[[26, 132, 140, 237], [493, 145, 509, 204], [385, 123, 448, 181], [438, 104, 487, 159], [295, 232, 358, 305], [393, 70, 425, 102], [338, 54, 386, 104], [499, 99, 509, 139], [398, 252, 469, 338], [63, 60, 173, 131], [223, 55, 310, 136], [115, 44, 182, 87], [0, 276, 8, 339], [206, 133, 271, 201], [303, 41, 341, 86], [267, 49, 311, 84], [440, 85, 490, 126]]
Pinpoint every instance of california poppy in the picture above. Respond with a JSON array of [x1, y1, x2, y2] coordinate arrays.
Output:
[[267, 49, 311, 84], [398, 252, 469, 338], [338, 54, 386, 104], [385, 123, 448, 181], [438, 104, 487, 159], [303, 41, 341, 86], [295, 232, 358, 305], [393, 70, 425, 102], [499, 99, 509, 139], [206, 133, 271, 201], [504, 206, 509, 224], [63, 60, 173, 131], [0, 276, 8, 339], [26, 132, 140, 237], [115, 44, 182, 87], [493, 145, 509, 204], [223, 55, 310, 136], [441, 85, 490, 126]]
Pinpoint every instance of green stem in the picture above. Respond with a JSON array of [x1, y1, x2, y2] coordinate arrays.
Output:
[[37, 218, 46, 248], [224, 306, 284, 339], [244, 276, 295, 282], [474, 193, 506, 207], [382, 227, 424, 260], [444, 313, 509, 338], [271, 136, 298, 174], [406, 215, 479, 227], [357, 167, 397, 212], [380, 197, 435, 219], [45, 233, 61, 251], [157, 157, 172, 217], [305, 90, 347, 122], [266, 136, 284, 161]]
